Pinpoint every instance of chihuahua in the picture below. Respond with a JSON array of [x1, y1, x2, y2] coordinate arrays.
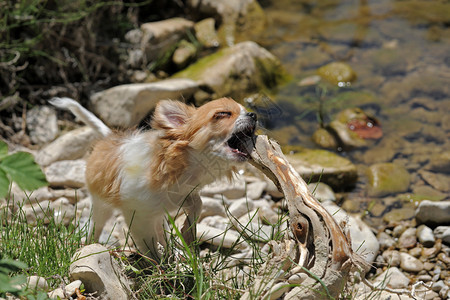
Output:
[[50, 97, 257, 257]]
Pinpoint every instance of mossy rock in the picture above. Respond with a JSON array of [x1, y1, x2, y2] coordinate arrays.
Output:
[[173, 41, 290, 99], [367, 163, 410, 197], [317, 62, 357, 85], [287, 149, 357, 190]]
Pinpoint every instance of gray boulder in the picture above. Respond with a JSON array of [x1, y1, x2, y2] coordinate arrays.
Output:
[[90, 79, 199, 128]]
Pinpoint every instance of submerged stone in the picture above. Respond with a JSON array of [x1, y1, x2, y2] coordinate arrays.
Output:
[[287, 149, 357, 190], [367, 163, 410, 197], [317, 62, 357, 86]]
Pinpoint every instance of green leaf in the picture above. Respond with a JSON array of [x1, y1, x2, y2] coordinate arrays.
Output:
[[0, 141, 8, 160], [0, 152, 47, 192], [0, 169, 10, 199]]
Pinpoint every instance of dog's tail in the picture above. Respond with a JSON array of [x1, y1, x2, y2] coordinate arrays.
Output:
[[49, 97, 111, 137]]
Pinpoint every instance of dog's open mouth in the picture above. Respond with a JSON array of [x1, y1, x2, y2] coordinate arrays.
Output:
[[226, 130, 254, 159]]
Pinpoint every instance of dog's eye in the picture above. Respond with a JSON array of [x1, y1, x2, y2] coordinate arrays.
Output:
[[214, 111, 232, 119]]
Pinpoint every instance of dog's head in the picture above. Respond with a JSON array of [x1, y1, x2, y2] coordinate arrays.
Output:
[[152, 98, 257, 163]]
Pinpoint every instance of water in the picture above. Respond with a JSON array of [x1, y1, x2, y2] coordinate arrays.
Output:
[[253, 0, 450, 226]]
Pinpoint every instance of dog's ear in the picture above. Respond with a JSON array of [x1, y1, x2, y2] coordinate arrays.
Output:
[[151, 100, 195, 130]]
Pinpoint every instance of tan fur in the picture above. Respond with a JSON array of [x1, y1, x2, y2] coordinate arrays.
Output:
[[85, 134, 124, 207]]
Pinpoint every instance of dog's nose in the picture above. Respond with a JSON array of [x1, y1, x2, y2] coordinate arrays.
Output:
[[246, 112, 257, 121]]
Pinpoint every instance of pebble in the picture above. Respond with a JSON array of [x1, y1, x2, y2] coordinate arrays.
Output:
[[398, 227, 417, 249], [377, 231, 396, 249], [434, 226, 450, 245], [372, 267, 409, 289], [382, 250, 401, 267], [307, 182, 336, 202], [400, 252, 424, 272], [51, 197, 75, 225], [48, 280, 82, 299], [200, 196, 227, 219], [432, 280, 445, 293], [392, 224, 407, 237], [415, 200, 450, 225], [45, 159, 86, 188], [26, 276, 48, 291], [201, 176, 246, 199], [228, 198, 254, 219], [416, 224, 435, 247], [246, 181, 267, 200]]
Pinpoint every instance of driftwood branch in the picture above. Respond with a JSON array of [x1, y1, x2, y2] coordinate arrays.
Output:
[[241, 135, 366, 299]]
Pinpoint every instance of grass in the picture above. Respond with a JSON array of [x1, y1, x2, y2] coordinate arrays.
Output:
[[0, 192, 89, 295]]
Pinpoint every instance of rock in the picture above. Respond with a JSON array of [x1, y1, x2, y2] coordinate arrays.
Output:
[[382, 207, 415, 223], [418, 170, 450, 192], [322, 201, 379, 263], [236, 211, 273, 242], [367, 163, 410, 197], [432, 280, 446, 293], [200, 196, 227, 219], [258, 206, 279, 225], [416, 225, 435, 247], [228, 198, 254, 219], [90, 79, 199, 128], [287, 149, 358, 190], [45, 160, 86, 188], [307, 182, 336, 202], [23, 200, 52, 225], [377, 231, 396, 250], [415, 200, 450, 226], [201, 176, 246, 199], [187, 0, 265, 45], [426, 151, 450, 173], [327, 108, 382, 149], [173, 40, 197, 69], [200, 215, 229, 231], [174, 41, 287, 99], [124, 28, 142, 45], [399, 252, 424, 272], [36, 126, 96, 167], [194, 18, 220, 48], [69, 244, 132, 299], [311, 128, 338, 149], [126, 48, 144, 68], [317, 62, 357, 85], [372, 267, 409, 289], [398, 227, 417, 249], [51, 197, 75, 225], [26, 276, 48, 291], [382, 250, 401, 267], [140, 18, 194, 62], [246, 181, 267, 200], [48, 280, 82, 299], [26, 105, 58, 145], [411, 185, 447, 201], [434, 226, 450, 245], [197, 223, 248, 249]]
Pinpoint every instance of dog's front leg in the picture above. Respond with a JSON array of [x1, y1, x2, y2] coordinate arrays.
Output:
[[181, 193, 202, 245]]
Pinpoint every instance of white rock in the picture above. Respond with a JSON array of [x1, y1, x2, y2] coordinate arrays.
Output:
[[258, 205, 279, 224], [140, 18, 194, 62], [246, 180, 267, 200], [372, 267, 409, 289], [322, 201, 380, 264], [197, 223, 248, 249], [23, 200, 52, 225], [382, 250, 401, 267], [45, 159, 86, 188], [69, 244, 132, 299], [236, 209, 274, 242], [399, 252, 424, 273], [264, 178, 283, 198], [36, 126, 96, 166], [434, 226, 450, 245], [200, 196, 227, 219], [26, 105, 58, 145], [200, 215, 229, 231], [416, 224, 435, 247], [415, 200, 450, 225], [48, 280, 82, 299], [307, 182, 336, 202], [90, 79, 199, 128], [201, 176, 246, 199], [52, 197, 75, 225], [26, 276, 48, 291], [228, 197, 254, 219]]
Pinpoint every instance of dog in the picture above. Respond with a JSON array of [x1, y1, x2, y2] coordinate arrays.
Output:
[[50, 97, 257, 258]]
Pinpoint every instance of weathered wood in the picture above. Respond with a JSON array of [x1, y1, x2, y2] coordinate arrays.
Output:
[[241, 135, 365, 299]]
